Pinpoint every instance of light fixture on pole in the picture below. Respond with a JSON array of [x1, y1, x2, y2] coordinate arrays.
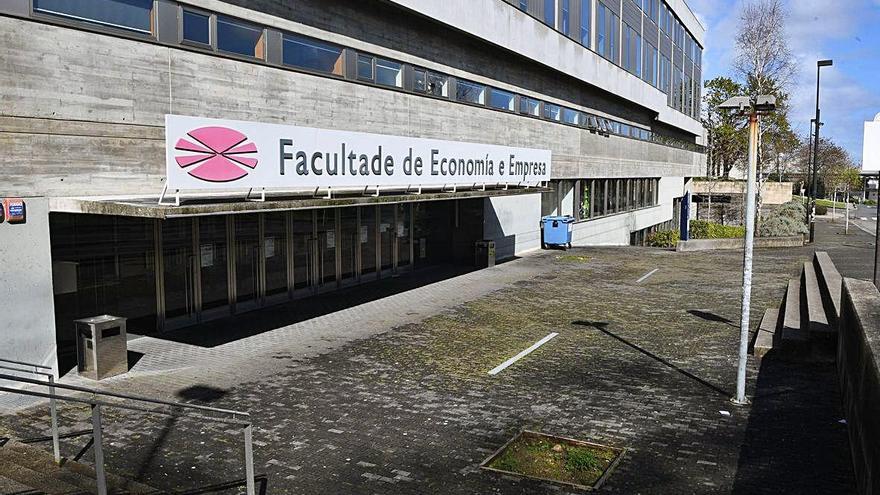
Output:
[[719, 94, 777, 405], [809, 59, 833, 243]]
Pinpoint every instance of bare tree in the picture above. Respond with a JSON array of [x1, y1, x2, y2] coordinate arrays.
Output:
[[734, 0, 796, 96]]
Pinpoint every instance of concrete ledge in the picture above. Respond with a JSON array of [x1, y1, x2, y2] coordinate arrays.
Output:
[[753, 307, 779, 359], [837, 278, 880, 495], [675, 235, 803, 252], [815, 251, 843, 324]]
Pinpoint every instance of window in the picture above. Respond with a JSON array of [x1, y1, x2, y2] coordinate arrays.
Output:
[[520, 97, 541, 117], [643, 42, 658, 87], [357, 54, 373, 80], [544, 103, 561, 121], [456, 80, 486, 105], [520, 0, 528, 10], [619, 123, 631, 136], [695, 45, 702, 66], [623, 24, 641, 76], [544, 0, 555, 26], [597, 3, 620, 64], [489, 88, 516, 111], [282, 34, 344, 75], [426, 72, 449, 97], [561, 0, 570, 34], [659, 53, 671, 94], [182, 9, 210, 45], [217, 16, 264, 59], [563, 108, 580, 125], [579, 0, 591, 46], [34, 0, 154, 34], [375, 58, 403, 87]]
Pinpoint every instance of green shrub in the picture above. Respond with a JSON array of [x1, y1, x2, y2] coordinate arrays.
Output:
[[689, 220, 745, 239], [776, 200, 807, 221], [815, 204, 828, 216], [758, 214, 808, 237], [866, 199, 877, 206], [646, 229, 679, 247]]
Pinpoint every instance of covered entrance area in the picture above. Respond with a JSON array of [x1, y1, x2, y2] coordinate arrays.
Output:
[[49, 195, 490, 373]]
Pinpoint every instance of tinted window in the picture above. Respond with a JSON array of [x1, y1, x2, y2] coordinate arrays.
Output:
[[544, 0, 555, 26], [283, 34, 343, 75], [413, 69, 427, 92], [489, 89, 515, 111], [34, 0, 153, 34], [357, 54, 373, 80], [562, 108, 579, 125], [182, 10, 210, 45], [520, 97, 540, 117], [217, 16, 264, 58], [426, 72, 448, 97], [375, 59, 402, 87], [544, 103, 561, 121], [456, 80, 486, 105]]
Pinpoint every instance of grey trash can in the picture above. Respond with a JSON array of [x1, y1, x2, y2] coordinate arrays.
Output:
[[75, 315, 128, 380], [475, 240, 496, 268]]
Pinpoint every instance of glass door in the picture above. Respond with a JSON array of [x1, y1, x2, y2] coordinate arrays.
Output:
[[263, 212, 289, 304], [315, 209, 337, 291], [339, 208, 358, 286], [396, 203, 412, 273], [197, 216, 230, 320], [379, 205, 395, 277], [360, 206, 378, 281], [234, 214, 261, 312], [292, 210, 314, 297], [162, 218, 197, 329]]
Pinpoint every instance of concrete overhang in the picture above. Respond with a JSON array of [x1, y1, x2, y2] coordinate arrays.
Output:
[[49, 187, 548, 219]]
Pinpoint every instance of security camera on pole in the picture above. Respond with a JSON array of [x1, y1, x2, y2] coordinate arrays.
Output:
[[718, 94, 777, 405]]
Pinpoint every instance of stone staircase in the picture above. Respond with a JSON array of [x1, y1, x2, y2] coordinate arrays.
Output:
[[0, 438, 159, 495], [753, 251, 842, 360]]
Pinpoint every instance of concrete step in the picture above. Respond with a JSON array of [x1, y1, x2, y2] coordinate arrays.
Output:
[[781, 278, 808, 345], [802, 261, 832, 334], [0, 439, 161, 495], [814, 251, 842, 324], [753, 307, 779, 359], [0, 445, 83, 494], [0, 473, 40, 494]]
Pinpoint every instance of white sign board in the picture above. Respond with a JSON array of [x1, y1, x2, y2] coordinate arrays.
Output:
[[165, 115, 551, 191], [864, 121, 880, 173]]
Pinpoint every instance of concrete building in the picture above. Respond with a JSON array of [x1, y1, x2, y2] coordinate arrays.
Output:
[[0, 0, 706, 375]]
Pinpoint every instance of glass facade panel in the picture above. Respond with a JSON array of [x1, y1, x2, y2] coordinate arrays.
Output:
[[339, 208, 358, 282], [217, 16, 264, 58], [357, 54, 373, 80], [292, 210, 313, 290], [234, 214, 260, 305], [360, 206, 377, 276], [520, 97, 541, 116], [316, 209, 337, 286], [263, 212, 288, 297], [375, 58, 403, 87], [282, 34, 344, 75], [379, 205, 395, 273], [456, 80, 486, 105], [563, 108, 579, 125], [544, 103, 562, 121], [579, 0, 590, 46], [489, 89, 516, 111], [413, 68, 426, 92], [198, 216, 229, 311], [426, 72, 448, 97], [162, 218, 194, 322], [396, 204, 411, 269], [34, 0, 153, 34], [544, 0, 555, 26], [182, 9, 210, 45]]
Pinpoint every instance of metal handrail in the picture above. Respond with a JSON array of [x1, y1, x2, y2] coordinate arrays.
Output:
[[0, 362, 61, 465], [0, 373, 249, 419], [0, 371, 256, 495], [0, 357, 52, 370]]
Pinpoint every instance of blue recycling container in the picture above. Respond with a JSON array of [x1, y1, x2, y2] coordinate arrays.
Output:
[[541, 215, 574, 248]]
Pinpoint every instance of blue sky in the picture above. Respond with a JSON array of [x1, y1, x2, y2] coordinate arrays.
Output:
[[688, 0, 880, 164]]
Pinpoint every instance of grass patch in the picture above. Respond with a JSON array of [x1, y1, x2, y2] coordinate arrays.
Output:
[[485, 431, 622, 489], [792, 195, 849, 209], [556, 255, 590, 263]]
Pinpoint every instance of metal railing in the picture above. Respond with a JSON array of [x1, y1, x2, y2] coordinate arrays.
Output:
[[0, 359, 256, 495], [0, 358, 60, 464]]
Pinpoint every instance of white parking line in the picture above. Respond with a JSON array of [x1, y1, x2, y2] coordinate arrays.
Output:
[[637, 268, 659, 283], [488, 333, 559, 375], [860, 217, 868, 221]]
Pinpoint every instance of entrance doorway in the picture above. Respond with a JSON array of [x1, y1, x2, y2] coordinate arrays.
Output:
[[162, 219, 197, 329], [234, 214, 261, 312]]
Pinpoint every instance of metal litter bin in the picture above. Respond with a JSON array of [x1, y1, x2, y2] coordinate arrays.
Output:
[[475, 240, 496, 268], [541, 215, 574, 249], [75, 315, 128, 380]]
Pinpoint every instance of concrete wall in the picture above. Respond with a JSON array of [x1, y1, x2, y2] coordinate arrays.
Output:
[[837, 277, 880, 495], [484, 193, 542, 260], [0, 198, 58, 374], [692, 181, 794, 205], [0, 13, 704, 198]]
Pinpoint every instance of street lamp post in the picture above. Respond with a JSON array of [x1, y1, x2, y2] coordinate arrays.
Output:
[[719, 95, 777, 405], [809, 59, 833, 243]]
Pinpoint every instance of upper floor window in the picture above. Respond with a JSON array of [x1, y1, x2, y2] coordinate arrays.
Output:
[[217, 15, 265, 59], [543, 0, 555, 26], [182, 9, 210, 45], [623, 24, 642, 77], [562, 108, 580, 125], [376, 59, 403, 87], [520, 0, 528, 11], [413, 69, 449, 97], [597, 2, 620, 64], [579, 0, 591, 46], [282, 34, 344, 76], [544, 103, 562, 121], [489, 88, 516, 111], [561, 0, 571, 35], [456, 80, 487, 105], [643, 42, 658, 87], [520, 97, 541, 117], [34, 0, 154, 35]]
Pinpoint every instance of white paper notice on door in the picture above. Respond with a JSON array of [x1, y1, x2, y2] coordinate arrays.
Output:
[[200, 244, 214, 267], [360, 225, 369, 244], [264, 237, 275, 258], [326, 230, 336, 248], [397, 222, 405, 237]]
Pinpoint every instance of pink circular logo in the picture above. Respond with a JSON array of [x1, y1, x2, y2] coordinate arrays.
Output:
[[174, 126, 259, 182]]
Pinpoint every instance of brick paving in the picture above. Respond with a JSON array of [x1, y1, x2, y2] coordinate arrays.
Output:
[[0, 224, 859, 494]]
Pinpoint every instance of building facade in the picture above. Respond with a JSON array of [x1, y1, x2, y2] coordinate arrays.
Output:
[[0, 0, 706, 375]]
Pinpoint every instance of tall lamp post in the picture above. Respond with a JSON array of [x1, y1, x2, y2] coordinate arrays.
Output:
[[809, 59, 833, 243], [719, 95, 777, 405]]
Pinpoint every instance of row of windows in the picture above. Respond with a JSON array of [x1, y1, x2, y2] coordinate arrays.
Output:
[[579, 178, 659, 220], [30, 0, 704, 152], [514, 0, 702, 120]]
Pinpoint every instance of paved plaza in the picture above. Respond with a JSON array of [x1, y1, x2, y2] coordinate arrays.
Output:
[[2, 220, 867, 494]]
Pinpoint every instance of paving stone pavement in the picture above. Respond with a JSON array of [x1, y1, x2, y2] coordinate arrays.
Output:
[[0, 230, 857, 494]]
